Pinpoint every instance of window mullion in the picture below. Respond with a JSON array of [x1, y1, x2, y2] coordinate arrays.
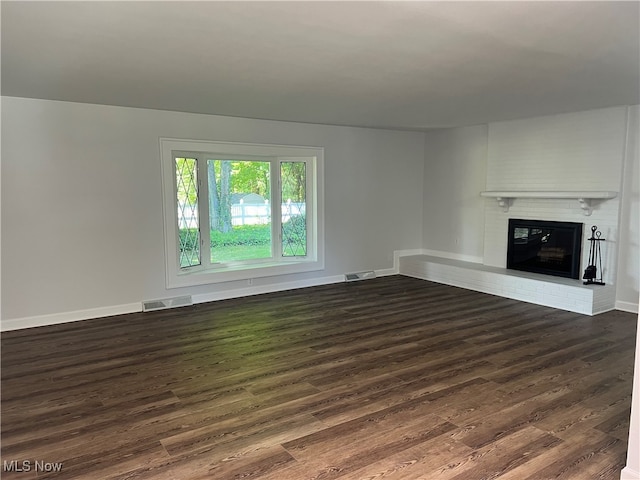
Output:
[[305, 158, 314, 258], [197, 155, 212, 268], [272, 160, 283, 259]]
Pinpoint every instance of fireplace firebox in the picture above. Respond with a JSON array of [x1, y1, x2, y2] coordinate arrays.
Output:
[[507, 219, 583, 279]]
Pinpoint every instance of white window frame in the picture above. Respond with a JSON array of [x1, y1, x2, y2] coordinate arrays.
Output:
[[160, 138, 324, 288]]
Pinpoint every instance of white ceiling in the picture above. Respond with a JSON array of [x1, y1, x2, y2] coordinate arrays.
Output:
[[2, 1, 639, 131]]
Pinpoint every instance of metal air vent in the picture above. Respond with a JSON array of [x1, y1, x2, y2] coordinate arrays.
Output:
[[142, 295, 193, 312], [345, 271, 376, 282]]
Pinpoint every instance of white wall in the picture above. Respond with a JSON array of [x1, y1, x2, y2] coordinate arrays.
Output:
[[422, 125, 487, 262], [1, 97, 425, 325], [617, 106, 640, 312], [3, 98, 638, 325], [622, 307, 640, 479]]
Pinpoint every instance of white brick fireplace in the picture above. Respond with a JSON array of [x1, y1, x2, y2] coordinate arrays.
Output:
[[401, 106, 629, 315], [482, 106, 626, 286]]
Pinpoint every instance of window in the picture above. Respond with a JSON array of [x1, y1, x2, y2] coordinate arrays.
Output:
[[161, 139, 324, 288]]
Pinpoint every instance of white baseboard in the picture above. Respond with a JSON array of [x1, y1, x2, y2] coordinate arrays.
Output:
[[616, 300, 639, 314], [621, 466, 640, 480], [1, 249, 487, 332], [375, 267, 397, 277], [192, 274, 345, 304], [0, 267, 402, 332], [1, 302, 142, 332], [1, 275, 349, 332], [194, 267, 400, 305]]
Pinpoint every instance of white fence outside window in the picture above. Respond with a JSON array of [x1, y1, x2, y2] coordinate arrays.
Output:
[[178, 202, 305, 228]]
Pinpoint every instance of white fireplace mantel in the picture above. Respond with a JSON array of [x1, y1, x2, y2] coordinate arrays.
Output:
[[480, 191, 618, 216]]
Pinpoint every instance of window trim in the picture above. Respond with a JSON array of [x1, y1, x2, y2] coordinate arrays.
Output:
[[160, 138, 324, 289]]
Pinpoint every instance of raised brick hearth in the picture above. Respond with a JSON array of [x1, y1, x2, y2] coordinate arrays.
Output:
[[399, 254, 616, 315]]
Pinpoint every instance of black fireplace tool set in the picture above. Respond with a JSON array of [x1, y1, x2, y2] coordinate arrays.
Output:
[[583, 225, 605, 285]]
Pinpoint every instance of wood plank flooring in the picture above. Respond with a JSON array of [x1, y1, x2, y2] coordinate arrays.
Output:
[[1, 276, 637, 479]]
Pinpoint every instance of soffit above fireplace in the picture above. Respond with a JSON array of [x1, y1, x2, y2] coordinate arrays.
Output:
[[480, 191, 618, 216]]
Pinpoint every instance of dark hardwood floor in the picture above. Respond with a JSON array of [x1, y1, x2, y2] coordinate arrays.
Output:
[[1, 276, 636, 479]]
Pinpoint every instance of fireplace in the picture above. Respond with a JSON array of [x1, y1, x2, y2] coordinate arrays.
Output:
[[507, 219, 583, 279]]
